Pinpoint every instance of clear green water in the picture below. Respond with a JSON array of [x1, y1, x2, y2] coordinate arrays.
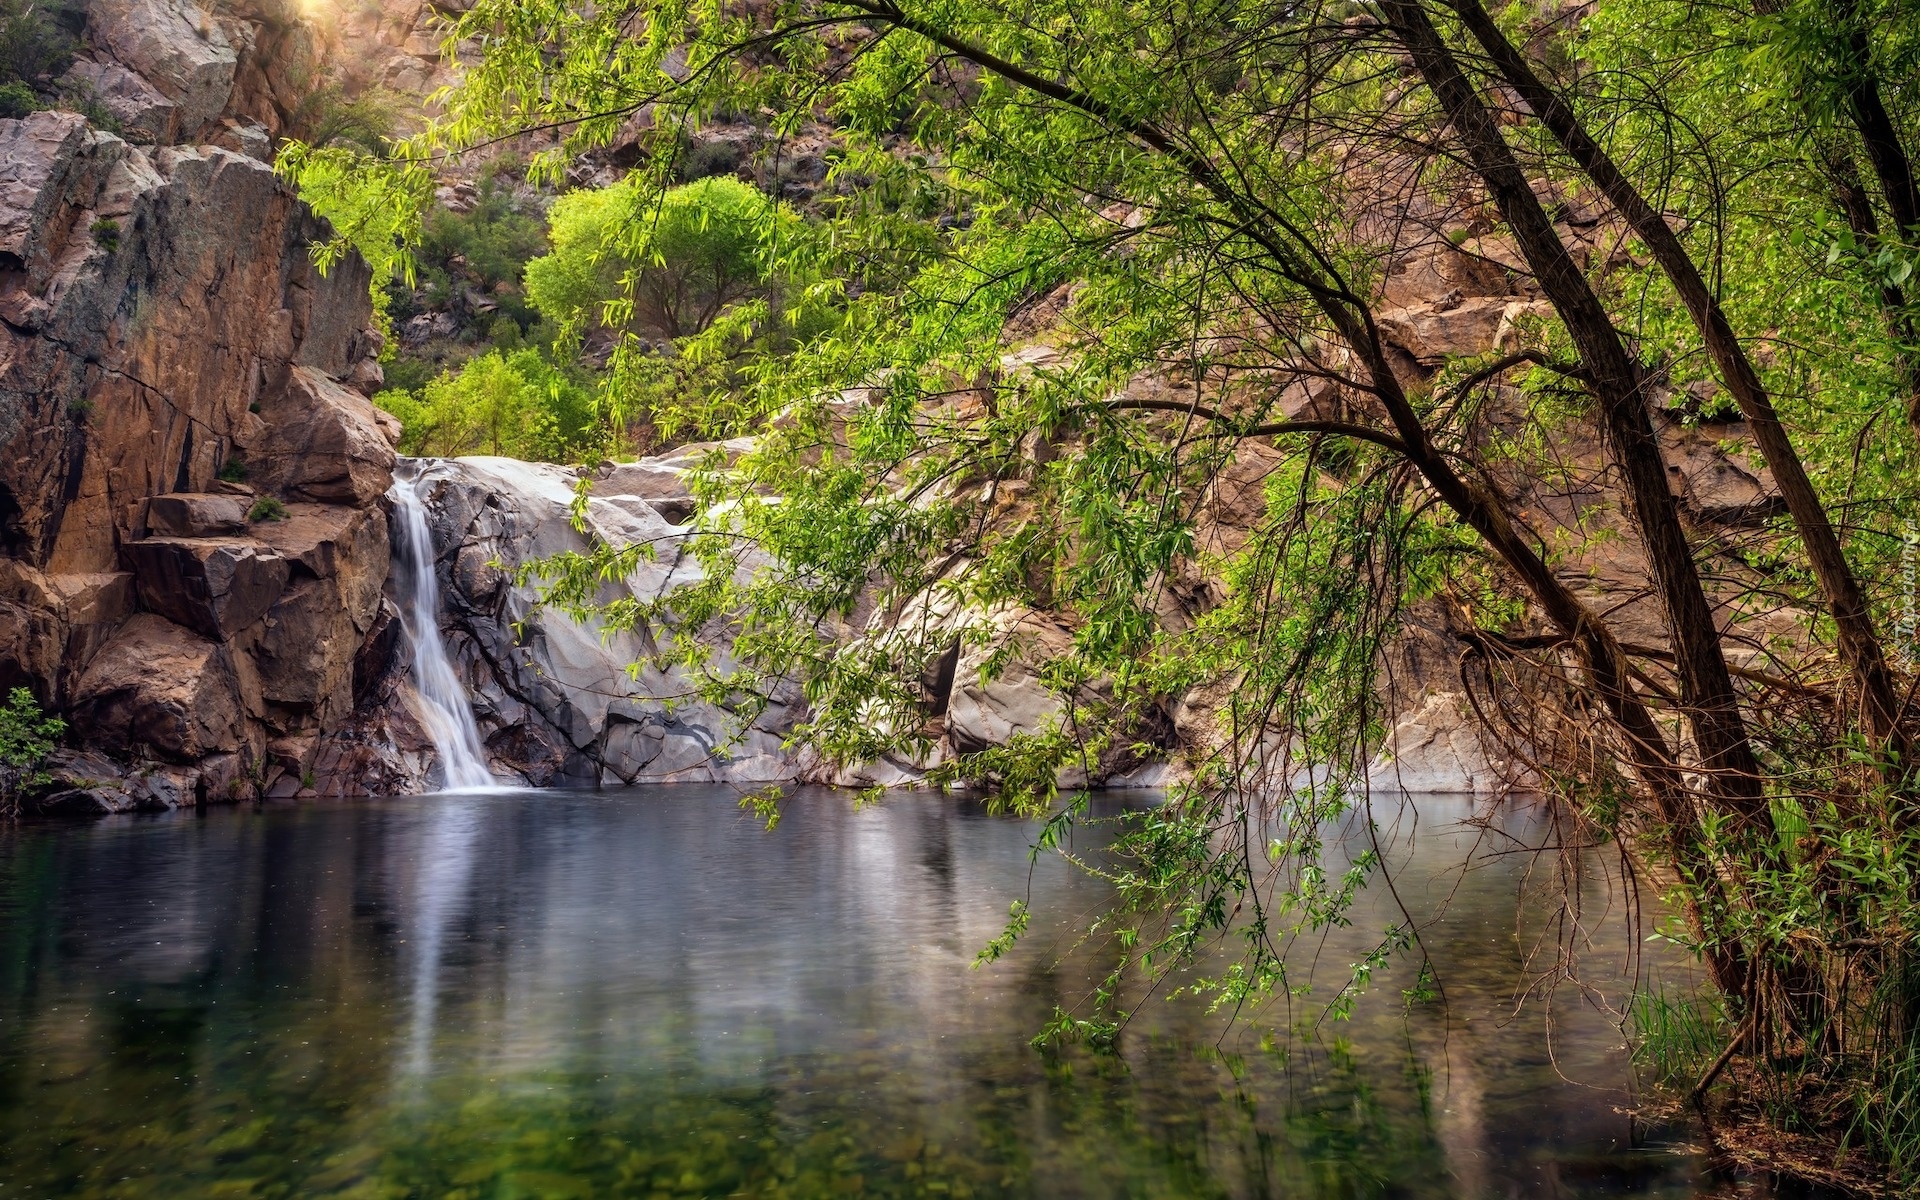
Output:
[[0, 789, 1782, 1198]]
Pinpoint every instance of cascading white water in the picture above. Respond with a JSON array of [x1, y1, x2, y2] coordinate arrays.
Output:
[[390, 471, 498, 791]]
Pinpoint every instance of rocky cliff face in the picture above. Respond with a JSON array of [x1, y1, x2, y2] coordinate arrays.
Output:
[[60, 0, 336, 156], [0, 0, 401, 813]]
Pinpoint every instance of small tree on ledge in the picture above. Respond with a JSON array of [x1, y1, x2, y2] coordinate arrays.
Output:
[[0, 687, 63, 818]]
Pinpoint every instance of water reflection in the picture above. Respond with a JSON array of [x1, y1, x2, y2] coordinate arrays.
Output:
[[400, 793, 486, 1081], [0, 789, 1782, 1197]]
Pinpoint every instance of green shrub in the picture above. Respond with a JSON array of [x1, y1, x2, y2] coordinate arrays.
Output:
[[404, 177, 548, 332], [676, 135, 744, 183], [218, 457, 248, 483], [524, 175, 792, 342], [0, 0, 75, 89], [486, 315, 525, 351], [247, 496, 288, 522], [287, 84, 402, 155], [0, 687, 63, 814], [89, 217, 118, 253], [57, 79, 119, 132], [0, 80, 35, 119], [375, 348, 598, 461], [379, 353, 442, 395]]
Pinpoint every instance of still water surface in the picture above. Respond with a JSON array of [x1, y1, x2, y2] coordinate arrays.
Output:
[[0, 789, 1780, 1197]]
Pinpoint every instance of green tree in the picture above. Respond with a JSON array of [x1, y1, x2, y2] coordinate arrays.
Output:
[[376, 348, 599, 461], [0, 688, 62, 815], [525, 175, 792, 342]]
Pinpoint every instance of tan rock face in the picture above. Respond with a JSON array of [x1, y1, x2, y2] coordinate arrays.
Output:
[[253, 367, 399, 506], [0, 123, 378, 580], [144, 493, 249, 537], [70, 613, 248, 761], [0, 49, 397, 807], [83, 495, 390, 789], [246, 502, 390, 726], [59, 59, 183, 145], [0, 112, 109, 283], [122, 537, 291, 638], [90, 0, 240, 136], [327, 0, 465, 103]]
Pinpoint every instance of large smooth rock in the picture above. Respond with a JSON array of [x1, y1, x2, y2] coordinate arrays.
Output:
[[1656, 412, 1785, 526], [398, 456, 803, 785], [122, 536, 289, 638], [1366, 692, 1509, 793], [70, 614, 247, 761], [144, 492, 248, 537], [590, 459, 695, 523], [89, 0, 239, 136], [944, 604, 1076, 753], [253, 366, 397, 505], [1376, 297, 1551, 365]]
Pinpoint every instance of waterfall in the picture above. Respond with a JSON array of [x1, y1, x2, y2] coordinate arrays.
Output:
[[390, 470, 498, 792]]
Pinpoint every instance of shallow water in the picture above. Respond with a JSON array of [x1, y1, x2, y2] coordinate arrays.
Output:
[[0, 788, 1784, 1198]]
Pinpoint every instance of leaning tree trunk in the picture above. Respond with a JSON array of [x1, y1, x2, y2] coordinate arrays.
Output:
[[1377, 0, 1769, 824], [1447, 0, 1910, 778]]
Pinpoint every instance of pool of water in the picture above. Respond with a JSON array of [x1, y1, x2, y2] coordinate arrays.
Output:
[[0, 788, 1781, 1198]]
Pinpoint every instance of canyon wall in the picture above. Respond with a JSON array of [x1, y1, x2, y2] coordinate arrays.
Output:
[[0, 0, 399, 811]]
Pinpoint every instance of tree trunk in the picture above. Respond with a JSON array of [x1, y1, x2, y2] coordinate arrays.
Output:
[[1830, 0, 1920, 241], [1447, 0, 1910, 775], [1378, 0, 1768, 820]]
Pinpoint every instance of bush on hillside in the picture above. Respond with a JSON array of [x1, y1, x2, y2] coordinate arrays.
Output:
[[0, 79, 33, 118], [399, 173, 548, 334], [524, 175, 791, 343], [0, 686, 62, 815], [0, 0, 76, 89], [374, 348, 598, 462], [288, 84, 405, 156]]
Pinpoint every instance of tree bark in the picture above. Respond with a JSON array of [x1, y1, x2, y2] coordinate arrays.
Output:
[[1378, 0, 1768, 818], [1447, 0, 1910, 775], [1830, 0, 1920, 241]]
